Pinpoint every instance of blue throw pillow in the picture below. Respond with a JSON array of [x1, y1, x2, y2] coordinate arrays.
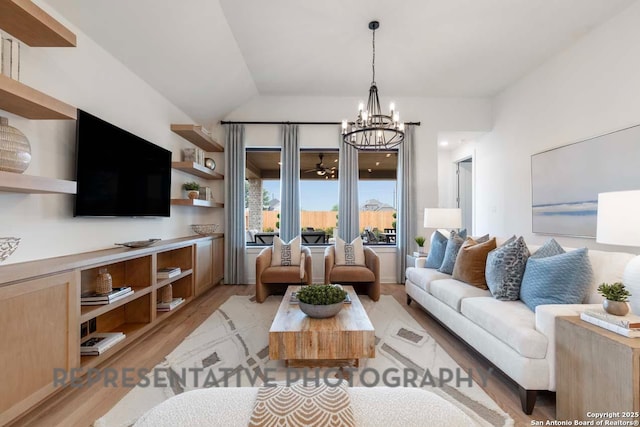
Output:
[[437, 233, 465, 274], [486, 236, 530, 300], [425, 231, 448, 268], [530, 238, 565, 259], [519, 248, 593, 311]]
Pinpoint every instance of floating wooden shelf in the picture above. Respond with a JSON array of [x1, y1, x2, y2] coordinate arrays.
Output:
[[0, 74, 77, 120], [0, 0, 77, 47], [171, 124, 223, 152], [172, 162, 224, 180], [171, 199, 224, 208], [0, 171, 77, 194]]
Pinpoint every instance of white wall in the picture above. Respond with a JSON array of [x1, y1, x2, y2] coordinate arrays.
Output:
[[227, 95, 492, 282], [0, 2, 224, 265], [475, 1, 640, 254]]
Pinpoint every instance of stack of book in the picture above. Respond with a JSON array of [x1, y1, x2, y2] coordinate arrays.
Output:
[[81, 287, 133, 306], [157, 267, 181, 279], [580, 307, 640, 338], [157, 297, 185, 311], [80, 332, 126, 356]]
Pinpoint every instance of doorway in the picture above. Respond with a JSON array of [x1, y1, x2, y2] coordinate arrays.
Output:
[[457, 158, 473, 233]]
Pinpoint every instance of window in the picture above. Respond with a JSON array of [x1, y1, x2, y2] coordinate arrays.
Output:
[[245, 148, 281, 245], [299, 150, 339, 244], [358, 151, 398, 245]]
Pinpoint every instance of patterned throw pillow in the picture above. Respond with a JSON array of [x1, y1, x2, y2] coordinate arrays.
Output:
[[437, 230, 466, 274], [335, 236, 365, 266], [530, 238, 565, 259], [452, 237, 497, 289], [271, 236, 302, 266], [519, 248, 593, 311], [425, 231, 448, 268], [486, 236, 530, 300]]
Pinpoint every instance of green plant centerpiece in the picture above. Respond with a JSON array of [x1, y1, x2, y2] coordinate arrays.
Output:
[[597, 282, 631, 316], [183, 181, 201, 200], [415, 236, 426, 249], [296, 285, 347, 318]]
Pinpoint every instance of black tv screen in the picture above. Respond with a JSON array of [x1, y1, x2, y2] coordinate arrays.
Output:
[[74, 110, 171, 217]]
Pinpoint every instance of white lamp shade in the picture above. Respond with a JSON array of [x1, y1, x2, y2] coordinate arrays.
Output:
[[424, 208, 462, 229], [596, 190, 640, 246]]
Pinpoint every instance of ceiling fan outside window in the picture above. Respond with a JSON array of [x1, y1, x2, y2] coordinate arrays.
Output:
[[304, 153, 329, 176]]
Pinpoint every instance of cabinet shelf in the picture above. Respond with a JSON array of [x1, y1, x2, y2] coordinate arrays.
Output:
[[172, 162, 224, 180], [155, 269, 193, 289], [171, 124, 223, 152], [0, 171, 77, 194], [80, 323, 149, 370], [0, 0, 77, 47], [0, 74, 77, 119], [171, 199, 224, 208], [79, 286, 152, 323], [155, 296, 192, 322]]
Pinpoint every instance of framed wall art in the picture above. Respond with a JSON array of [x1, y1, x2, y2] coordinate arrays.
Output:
[[531, 124, 640, 238]]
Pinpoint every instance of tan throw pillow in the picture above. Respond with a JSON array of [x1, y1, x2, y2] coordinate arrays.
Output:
[[452, 237, 497, 289], [249, 381, 355, 427], [271, 236, 302, 266], [335, 236, 365, 266]]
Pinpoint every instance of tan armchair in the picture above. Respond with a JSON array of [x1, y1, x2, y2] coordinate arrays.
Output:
[[256, 245, 312, 303], [324, 246, 380, 301]]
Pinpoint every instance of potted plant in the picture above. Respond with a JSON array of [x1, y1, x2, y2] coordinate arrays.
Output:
[[391, 212, 397, 230], [296, 285, 347, 318], [183, 181, 200, 200], [597, 282, 631, 315], [415, 236, 426, 254], [275, 213, 280, 230]]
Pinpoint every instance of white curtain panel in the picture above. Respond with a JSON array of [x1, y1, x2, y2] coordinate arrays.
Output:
[[279, 124, 301, 242], [224, 124, 246, 285], [396, 125, 416, 282], [338, 132, 360, 241]]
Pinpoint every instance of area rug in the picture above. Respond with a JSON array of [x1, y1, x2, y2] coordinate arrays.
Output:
[[94, 295, 514, 427]]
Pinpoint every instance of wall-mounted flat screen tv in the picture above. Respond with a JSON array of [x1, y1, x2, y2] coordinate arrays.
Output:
[[74, 110, 171, 217]]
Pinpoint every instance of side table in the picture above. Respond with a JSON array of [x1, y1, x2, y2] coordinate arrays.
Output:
[[556, 316, 640, 421]]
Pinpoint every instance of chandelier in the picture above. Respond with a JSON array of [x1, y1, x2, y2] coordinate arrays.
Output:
[[342, 21, 404, 150]]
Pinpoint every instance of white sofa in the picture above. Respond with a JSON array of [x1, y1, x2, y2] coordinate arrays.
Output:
[[405, 238, 635, 414]]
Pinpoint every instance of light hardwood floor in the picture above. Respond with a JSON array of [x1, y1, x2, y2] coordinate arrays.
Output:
[[10, 283, 555, 427]]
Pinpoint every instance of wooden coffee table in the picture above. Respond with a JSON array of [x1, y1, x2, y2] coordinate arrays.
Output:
[[269, 285, 375, 367]]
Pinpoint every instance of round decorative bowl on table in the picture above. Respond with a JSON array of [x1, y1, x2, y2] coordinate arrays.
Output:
[[191, 224, 220, 236], [0, 237, 20, 262], [298, 301, 343, 318]]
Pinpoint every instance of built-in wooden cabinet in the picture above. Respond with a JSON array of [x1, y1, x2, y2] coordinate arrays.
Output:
[[0, 236, 222, 425]]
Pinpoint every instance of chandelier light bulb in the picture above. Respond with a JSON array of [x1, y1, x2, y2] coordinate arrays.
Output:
[[389, 102, 395, 115], [358, 102, 364, 113], [341, 120, 348, 134]]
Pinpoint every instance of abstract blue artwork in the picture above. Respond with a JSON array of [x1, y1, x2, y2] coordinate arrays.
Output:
[[531, 124, 640, 237]]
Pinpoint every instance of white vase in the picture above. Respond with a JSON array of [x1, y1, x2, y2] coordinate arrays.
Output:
[[623, 255, 640, 315]]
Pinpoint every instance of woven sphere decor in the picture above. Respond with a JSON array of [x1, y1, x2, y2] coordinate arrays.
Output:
[[0, 117, 31, 174], [0, 237, 20, 263]]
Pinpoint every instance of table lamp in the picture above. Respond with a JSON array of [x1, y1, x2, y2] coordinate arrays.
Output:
[[424, 208, 462, 236], [596, 190, 640, 314]]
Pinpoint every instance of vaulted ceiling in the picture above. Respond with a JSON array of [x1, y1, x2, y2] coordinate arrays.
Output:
[[45, 0, 634, 126]]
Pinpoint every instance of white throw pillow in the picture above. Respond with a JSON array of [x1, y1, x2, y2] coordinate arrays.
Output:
[[335, 236, 366, 266], [271, 236, 302, 266]]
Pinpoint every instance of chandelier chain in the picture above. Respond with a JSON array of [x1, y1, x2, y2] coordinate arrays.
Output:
[[371, 26, 376, 84]]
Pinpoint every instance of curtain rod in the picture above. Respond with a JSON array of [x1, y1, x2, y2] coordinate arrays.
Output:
[[220, 120, 421, 126]]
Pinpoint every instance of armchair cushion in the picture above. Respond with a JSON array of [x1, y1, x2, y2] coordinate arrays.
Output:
[[329, 266, 376, 283], [271, 236, 301, 266], [335, 236, 365, 266]]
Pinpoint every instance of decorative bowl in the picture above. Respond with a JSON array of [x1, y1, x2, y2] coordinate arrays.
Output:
[[191, 224, 220, 235], [299, 301, 343, 319], [0, 237, 20, 262], [115, 239, 161, 248]]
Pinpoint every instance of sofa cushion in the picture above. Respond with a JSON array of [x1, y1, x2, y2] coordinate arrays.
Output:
[[335, 236, 366, 266], [530, 238, 564, 259], [437, 231, 466, 274], [330, 265, 375, 283], [520, 248, 593, 311], [261, 266, 306, 284], [486, 236, 530, 300], [461, 297, 548, 359], [271, 236, 301, 266], [405, 267, 451, 293], [452, 237, 497, 289], [429, 279, 491, 312], [425, 231, 448, 268]]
